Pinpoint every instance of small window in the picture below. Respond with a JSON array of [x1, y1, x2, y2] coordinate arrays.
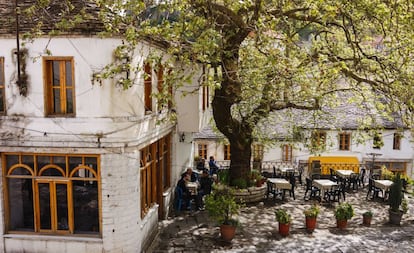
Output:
[[311, 131, 326, 149], [201, 68, 210, 112], [281, 144, 292, 162], [198, 144, 207, 159], [0, 57, 5, 113], [43, 57, 75, 116], [253, 144, 264, 161], [144, 63, 152, 112], [393, 133, 401, 150], [224, 144, 231, 160], [339, 133, 351, 151], [202, 85, 209, 111], [373, 133, 383, 149]]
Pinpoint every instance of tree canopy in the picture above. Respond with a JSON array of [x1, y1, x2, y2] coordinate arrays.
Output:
[[19, 0, 414, 186]]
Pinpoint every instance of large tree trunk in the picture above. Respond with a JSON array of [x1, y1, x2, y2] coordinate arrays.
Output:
[[212, 87, 254, 186], [228, 137, 252, 187]]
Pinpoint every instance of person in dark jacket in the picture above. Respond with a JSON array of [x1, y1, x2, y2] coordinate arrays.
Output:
[[177, 173, 192, 210], [208, 156, 219, 175], [196, 158, 206, 171], [196, 169, 214, 210]]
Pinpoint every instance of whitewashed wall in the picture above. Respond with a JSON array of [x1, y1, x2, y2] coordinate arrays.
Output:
[[0, 36, 195, 253]]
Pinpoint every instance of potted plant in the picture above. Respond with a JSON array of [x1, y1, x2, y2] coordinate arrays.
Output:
[[362, 211, 373, 226], [204, 185, 241, 242], [304, 204, 320, 233], [388, 173, 408, 225], [275, 208, 292, 237], [334, 202, 354, 229]]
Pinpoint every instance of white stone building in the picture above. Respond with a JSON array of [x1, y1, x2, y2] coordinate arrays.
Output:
[[194, 112, 414, 177], [0, 1, 209, 252]]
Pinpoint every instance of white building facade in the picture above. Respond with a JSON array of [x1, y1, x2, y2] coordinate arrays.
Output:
[[195, 127, 414, 177], [0, 7, 209, 253]]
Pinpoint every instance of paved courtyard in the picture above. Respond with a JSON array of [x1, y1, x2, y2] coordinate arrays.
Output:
[[148, 182, 414, 253]]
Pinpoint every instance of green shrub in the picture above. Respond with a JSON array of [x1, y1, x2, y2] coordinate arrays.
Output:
[[204, 184, 241, 226], [334, 202, 354, 221], [304, 204, 320, 218], [363, 211, 373, 217], [232, 178, 248, 189], [389, 173, 404, 212], [218, 169, 230, 185], [275, 209, 292, 224]]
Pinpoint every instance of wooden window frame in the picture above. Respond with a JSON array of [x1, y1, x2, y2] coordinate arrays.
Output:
[[140, 134, 171, 218], [157, 64, 164, 111], [144, 62, 152, 112], [393, 133, 401, 150], [2, 153, 100, 236], [198, 144, 208, 160], [223, 144, 231, 160], [43, 57, 76, 116], [202, 85, 209, 111], [339, 132, 351, 151], [0, 57, 5, 114], [167, 70, 173, 109], [253, 144, 264, 161], [311, 131, 326, 149], [281, 144, 292, 162]]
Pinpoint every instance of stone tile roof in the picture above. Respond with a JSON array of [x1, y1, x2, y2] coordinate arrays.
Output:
[[0, 0, 104, 36], [195, 99, 406, 140]]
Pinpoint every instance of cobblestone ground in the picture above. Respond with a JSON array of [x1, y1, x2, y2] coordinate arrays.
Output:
[[149, 183, 414, 253]]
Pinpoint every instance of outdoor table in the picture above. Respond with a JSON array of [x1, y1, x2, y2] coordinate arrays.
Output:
[[374, 179, 393, 201], [267, 178, 292, 200], [279, 167, 295, 177], [312, 179, 338, 198], [185, 181, 199, 196], [267, 178, 291, 190], [336, 170, 354, 179]]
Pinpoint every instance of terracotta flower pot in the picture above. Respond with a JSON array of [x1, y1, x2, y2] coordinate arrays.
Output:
[[220, 224, 237, 242], [278, 222, 290, 237], [362, 215, 372, 226], [336, 219, 348, 229], [305, 216, 317, 233]]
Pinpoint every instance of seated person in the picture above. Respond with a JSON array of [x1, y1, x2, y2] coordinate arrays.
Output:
[[195, 169, 214, 210], [196, 158, 206, 171], [199, 169, 213, 196], [181, 167, 198, 182], [177, 174, 192, 210]]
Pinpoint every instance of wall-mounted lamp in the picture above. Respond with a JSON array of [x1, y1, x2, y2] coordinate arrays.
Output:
[[179, 132, 185, 142]]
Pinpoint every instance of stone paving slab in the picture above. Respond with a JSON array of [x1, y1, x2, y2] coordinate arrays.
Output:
[[149, 184, 414, 253]]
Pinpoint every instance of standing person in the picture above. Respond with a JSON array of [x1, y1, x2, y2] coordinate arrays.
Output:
[[208, 156, 219, 176]]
